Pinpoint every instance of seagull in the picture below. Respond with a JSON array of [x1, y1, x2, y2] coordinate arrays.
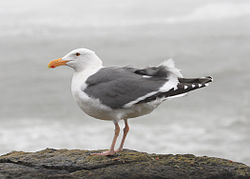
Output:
[[48, 48, 212, 156]]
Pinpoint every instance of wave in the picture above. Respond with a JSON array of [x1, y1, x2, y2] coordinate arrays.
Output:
[[166, 2, 250, 23], [1, 2, 250, 37], [53, 2, 250, 27], [117, 2, 250, 26]]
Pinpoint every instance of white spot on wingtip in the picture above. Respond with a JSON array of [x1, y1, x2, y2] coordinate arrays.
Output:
[[142, 75, 151, 78], [198, 84, 202, 87], [205, 83, 209, 87], [184, 85, 188, 90], [192, 84, 195, 88]]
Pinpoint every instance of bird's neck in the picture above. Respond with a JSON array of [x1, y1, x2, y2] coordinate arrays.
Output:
[[73, 65, 102, 81], [71, 54, 103, 100], [71, 62, 103, 94]]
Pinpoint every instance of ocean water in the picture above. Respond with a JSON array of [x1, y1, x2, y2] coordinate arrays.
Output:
[[0, 0, 249, 165]]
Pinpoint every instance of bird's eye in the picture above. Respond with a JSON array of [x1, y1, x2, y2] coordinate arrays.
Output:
[[75, 52, 80, 56]]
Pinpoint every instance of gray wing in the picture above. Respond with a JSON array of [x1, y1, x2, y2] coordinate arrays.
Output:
[[83, 67, 168, 109]]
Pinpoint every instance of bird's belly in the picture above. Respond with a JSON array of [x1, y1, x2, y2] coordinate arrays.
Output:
[[123, 101, 160, 119], [73, 91, 114, 121], [80, 101, 113, 121], [72, 89, 163, 121]]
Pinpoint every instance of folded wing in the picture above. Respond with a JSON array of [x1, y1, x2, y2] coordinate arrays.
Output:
[[82, 59, 212, 109]]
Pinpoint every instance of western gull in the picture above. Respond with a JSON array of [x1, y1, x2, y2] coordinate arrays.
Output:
[[48, 48, 212, 155]]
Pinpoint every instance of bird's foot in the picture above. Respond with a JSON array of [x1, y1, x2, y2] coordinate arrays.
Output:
[[91, 150, 116, 156]]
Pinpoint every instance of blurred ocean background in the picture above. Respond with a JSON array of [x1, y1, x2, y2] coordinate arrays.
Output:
[[0, 0, 249, 165]]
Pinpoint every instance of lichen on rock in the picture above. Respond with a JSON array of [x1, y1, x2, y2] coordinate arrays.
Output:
[[0, 148, 249, 178]]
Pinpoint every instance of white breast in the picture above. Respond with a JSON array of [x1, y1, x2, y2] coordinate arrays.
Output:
[[71, 69, 115, 121]]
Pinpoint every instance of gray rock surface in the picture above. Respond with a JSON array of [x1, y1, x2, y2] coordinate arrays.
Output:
[[0, 148, 249, 179]]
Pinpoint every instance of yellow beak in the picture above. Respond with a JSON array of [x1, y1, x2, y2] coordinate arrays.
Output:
[[48, 58, 68, 68]]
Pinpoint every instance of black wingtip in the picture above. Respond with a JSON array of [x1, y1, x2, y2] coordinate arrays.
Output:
[[204, 76, 213, 83]]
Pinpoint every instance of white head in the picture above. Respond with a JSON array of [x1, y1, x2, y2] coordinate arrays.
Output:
[[48, 48, 103, 72]]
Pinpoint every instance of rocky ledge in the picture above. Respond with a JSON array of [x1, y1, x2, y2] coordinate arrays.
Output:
[[0, 148, 249, 179]]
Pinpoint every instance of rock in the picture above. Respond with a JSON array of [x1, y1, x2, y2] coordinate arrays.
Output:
[[0, 148, 249, 179]]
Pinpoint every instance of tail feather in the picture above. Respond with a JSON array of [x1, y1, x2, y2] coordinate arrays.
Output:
[[178, 76, 213, 84], [136, 76, 213, 104], [167, 76, 213, 98]]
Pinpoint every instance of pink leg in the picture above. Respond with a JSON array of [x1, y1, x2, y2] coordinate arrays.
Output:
[[116, 119, 129, 152], [92, 122, 120, 156]]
